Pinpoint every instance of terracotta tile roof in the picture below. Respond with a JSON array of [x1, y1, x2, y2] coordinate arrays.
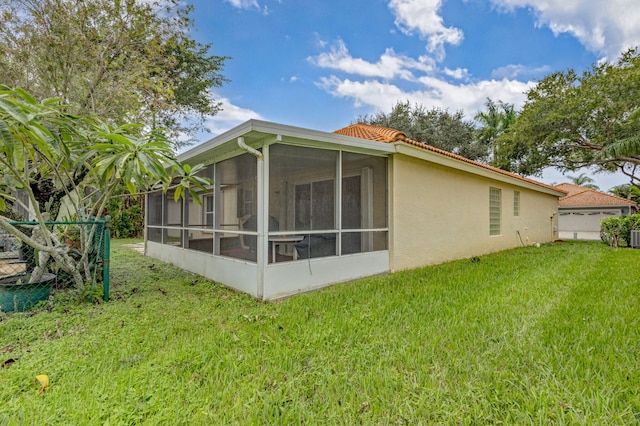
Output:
[[553, 183, 638, 207], [334, 122, 564, 193], [334, 123, 407, 143], [553, 183, 586, 197]]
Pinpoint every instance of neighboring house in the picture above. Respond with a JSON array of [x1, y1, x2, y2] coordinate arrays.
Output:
[[145, 120, 564, 300], [554, 183, 638, 240]]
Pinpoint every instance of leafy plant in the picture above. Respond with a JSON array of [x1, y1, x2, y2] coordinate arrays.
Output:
[[621, 214, 640, 246], [600, 213, 640, 247], [497, 48, 640, 180], [358, 100, 483, 161], [109, 199, 144, 238], [0, 86, 208, 291], [0, 0, 228, 147]]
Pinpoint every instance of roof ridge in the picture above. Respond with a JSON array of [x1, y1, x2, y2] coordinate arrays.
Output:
[[334, 122, 407, 143], [570, 187, 637, 205], [333, 123, 563, 194]]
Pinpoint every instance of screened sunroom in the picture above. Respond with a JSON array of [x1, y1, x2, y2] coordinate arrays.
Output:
[[146, 120, 392, 299]]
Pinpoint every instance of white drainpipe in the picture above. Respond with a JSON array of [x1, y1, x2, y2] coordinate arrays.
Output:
[[237, 137, 265, 299], [238, 136, 263, 160]]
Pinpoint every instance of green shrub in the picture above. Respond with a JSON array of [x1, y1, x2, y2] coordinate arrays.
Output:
[[621, 213, 640, 246], [600, 213, 640, 247], [108, 196, 144, 238]]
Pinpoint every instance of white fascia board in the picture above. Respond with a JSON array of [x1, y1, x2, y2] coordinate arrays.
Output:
[[394, 142, 566, 197], [250, 120, 395, 153], [178, 119, 394, 164], [178, 120, 256, 162], [559, 205, 633, 209]]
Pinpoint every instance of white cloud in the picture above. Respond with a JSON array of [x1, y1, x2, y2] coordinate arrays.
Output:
[[205, 96, 264, 135], [491, 64, 552, 80], [308, 39, 434, 80], [490, 0, 640, 58], [443, 67, 470, 80], [224, 0, 269, 14], [317, 77, 407, 109], [317, 75, 533, 118], [225, 0, 259, 10], [388, 0, 463, 59]]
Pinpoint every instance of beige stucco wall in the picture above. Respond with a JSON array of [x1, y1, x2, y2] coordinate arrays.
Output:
[[389, 154, 559, 271]]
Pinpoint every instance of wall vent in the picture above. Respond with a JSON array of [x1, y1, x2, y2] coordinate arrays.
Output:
[[631, 230, 640, 248]]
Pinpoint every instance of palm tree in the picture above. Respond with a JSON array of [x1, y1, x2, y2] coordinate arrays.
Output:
[[567, 173, 600, 190], [475, 98, 517, 165], [609, 184, 640, 203], [600, 108, 640, 158]]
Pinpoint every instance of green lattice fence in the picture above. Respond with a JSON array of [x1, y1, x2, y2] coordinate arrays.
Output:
[[0, 219, 110, 313]]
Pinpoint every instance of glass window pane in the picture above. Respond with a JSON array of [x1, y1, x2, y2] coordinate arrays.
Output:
[[147, 191, 163, 225], [311, 180, 335, 230], [185, 164, 214, 228], [341, 231, 388, 255], [164, 189, 183, 226], [148, 227, 162, 243], [185, 231, 213, 254], [342, 153, 387, 229], [490, 187, 501, 236], [216, 232, 257, 262], [294, 233, 336, 259], [163, 228, 182, 247], [215, 154, 257, 231], [269, 144, 337, 233], [213, 155, 257, 262]]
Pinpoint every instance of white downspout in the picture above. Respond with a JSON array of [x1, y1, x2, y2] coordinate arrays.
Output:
[[238, 136, 263, 160], [237, 137, 265, 299]]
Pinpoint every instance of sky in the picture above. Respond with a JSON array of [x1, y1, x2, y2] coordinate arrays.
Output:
[[186, 0, 640, 191]]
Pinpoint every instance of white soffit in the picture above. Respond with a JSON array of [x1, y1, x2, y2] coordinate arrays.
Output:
[[179, 119, 394, 165]]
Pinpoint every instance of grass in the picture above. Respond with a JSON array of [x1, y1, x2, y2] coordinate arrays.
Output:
[[1, 240, 640, 424]]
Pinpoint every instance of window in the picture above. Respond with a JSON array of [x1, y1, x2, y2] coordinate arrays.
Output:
[[163, 188, 183, 227], [204, 195, 214, 226], [341, 152, 388, 254], [268, 145, 388, 261], [490, 187, 501, 236], [513, 190, 520, 217], [147, 191, 163, 226], [147, 145, 390, 263], [215, 153, 258, 262]]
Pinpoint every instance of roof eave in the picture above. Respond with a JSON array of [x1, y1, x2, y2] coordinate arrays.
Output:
[[178, 119, 395, 164], [394, 142, 566, 197], [559, 204, 638, 209]]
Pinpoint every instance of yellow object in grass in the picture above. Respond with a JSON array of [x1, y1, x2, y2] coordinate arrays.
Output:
[[36, 374, 49, 394]]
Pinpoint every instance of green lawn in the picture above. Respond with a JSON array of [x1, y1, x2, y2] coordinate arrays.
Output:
[[1, 240, 639, 424]]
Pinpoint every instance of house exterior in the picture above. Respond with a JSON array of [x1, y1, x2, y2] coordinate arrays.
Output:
[[554, 183, 638, 240], [145, 120, 564, 300]]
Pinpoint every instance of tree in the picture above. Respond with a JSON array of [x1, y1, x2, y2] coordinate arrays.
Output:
[[474, 98, 516, 166], [495, 48, 640, 181], [0, 87, 208, 289], [0, 0, 227, 147], [358, 101, 485, 161], [609, 184, 640, 203], [567, 173, 600, 190]]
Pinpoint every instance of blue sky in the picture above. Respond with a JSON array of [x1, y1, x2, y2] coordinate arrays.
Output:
[[186, 0, 640, 190]]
